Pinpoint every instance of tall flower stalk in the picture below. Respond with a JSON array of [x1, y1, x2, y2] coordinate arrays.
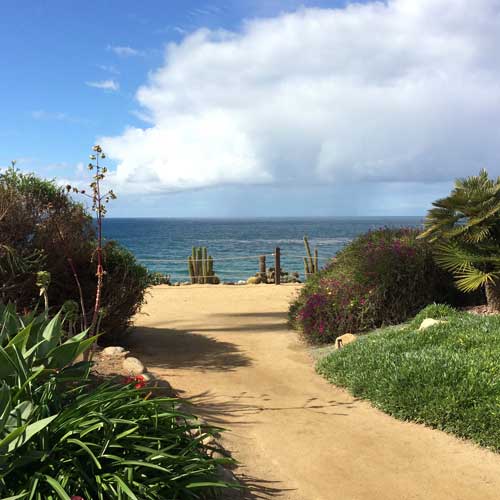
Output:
[[70, 145, 116, 334]]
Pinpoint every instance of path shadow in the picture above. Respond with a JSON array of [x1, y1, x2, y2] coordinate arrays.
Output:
[[180, 390, 359, 426], [126, 327, 252, 372], [180, 390, 359, 499], [231, 474, 295, 499], [211, 312, 288, 319], [185, 323, 289, 333]]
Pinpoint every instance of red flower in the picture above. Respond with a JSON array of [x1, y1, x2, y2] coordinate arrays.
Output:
[[123, 375, 146, 389], [134, 375, 146, 389], [71, 496, 85, 500]]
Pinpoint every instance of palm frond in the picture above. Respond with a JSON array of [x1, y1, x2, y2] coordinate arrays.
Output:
[[455, 267, 497, 292]]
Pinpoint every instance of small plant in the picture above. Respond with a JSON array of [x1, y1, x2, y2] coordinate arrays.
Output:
[[188, 247, 218, 284], [148, 271, 171, 285], [303, 236, 319, 279], [36, 270, 51, 316]]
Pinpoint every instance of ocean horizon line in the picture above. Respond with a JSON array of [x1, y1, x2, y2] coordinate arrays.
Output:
[[104, 215, 425, 221]]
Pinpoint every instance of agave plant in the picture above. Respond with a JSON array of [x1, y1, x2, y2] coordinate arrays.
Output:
[[0, 305, 234, 499], [419, 169, 500, 311]]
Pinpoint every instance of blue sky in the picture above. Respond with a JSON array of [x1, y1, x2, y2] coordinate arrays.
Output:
[[1, 0, 499, 217]]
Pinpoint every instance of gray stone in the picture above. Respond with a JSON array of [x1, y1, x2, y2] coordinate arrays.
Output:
[[141, 372, 154, 382], [122, 356, 146, 375], [201, 434, 215, 446], [101, 346, 129, 357]]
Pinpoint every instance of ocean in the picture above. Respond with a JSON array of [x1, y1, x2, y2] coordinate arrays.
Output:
[[103, 217, 423, 282]]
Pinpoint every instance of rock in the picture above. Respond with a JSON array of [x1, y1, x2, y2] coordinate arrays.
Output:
[[122, 356, 146, 375], [237, 280, 246, 285], [140, 372, 154, 382], [181, 281, 191, 286], [101, 346, 129, 357], [224, 281, 235, 285], [336, 333, 357, 349], [247, 276, 261, 285], [201, 435, 215, 446], [419, 318, 447, 331], [210, 450, 227, 460]]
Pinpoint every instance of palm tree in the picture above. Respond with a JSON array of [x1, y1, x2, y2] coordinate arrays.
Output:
[[419, 169, 500, 311]]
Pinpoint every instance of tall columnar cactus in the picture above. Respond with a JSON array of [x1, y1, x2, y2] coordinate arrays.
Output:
[[188, 247, 217, 284], [303, 236, 319, 279]]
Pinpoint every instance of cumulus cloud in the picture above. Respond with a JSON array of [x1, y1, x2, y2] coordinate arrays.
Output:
[[102, 0, 500, 194], [86, 79, 120, 91]]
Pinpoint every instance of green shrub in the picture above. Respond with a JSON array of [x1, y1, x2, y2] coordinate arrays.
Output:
[[98, 242, 151, 344], [0, 168, 150, 343], [147, 271, 171, 286], [317, 307, 500, 451], [289, 228, 458, 344], [0, 304, 233, 499]]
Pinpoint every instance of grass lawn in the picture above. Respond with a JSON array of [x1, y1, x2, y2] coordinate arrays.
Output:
[[317, 304, 500, 451]]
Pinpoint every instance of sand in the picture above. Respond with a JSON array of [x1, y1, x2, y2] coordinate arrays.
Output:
[[127, 284, 500, 500]]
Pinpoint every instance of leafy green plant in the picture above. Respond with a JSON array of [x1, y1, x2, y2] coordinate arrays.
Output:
[[289, 228, 457, 344], [420, 169, 500, 310], [0, 305, 234, 499], [317, 304, 500, 451]]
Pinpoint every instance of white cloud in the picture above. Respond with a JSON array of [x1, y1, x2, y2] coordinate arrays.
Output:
[[86, 79, 120, 91], [102, 0, 500, 194], [108, 45, 141, 57], [32, 110, 69, 120], [98, 64, 120, 75]]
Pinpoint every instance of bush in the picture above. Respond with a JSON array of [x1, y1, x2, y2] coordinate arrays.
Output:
[[97, 241, 151, 344], [0, 168, 149, 343], [0, 304, 233, 499], [289, 227, 458, 344], [317, 305, 500, 451]]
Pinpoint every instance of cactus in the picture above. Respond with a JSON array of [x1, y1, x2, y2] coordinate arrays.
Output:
[[303, 236, 319, 279], [187, 247, 217, 284]]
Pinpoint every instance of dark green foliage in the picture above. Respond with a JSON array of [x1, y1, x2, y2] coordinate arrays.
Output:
[[147, 271, 171, 285], [98, 242, 150, 344], [0, 168, 150, 343], [317, 305, 500, 451], [289, 228, 458, 344], [0, 305, 233, 499]]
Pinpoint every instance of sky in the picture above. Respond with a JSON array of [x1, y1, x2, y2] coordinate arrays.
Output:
[[1, 0, 500, 217]]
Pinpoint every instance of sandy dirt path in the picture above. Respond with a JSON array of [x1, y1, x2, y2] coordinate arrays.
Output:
[[128, 285, 500, 500]]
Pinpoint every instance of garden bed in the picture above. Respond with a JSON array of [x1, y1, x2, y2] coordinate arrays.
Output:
[[317, 305, 500, 451]]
